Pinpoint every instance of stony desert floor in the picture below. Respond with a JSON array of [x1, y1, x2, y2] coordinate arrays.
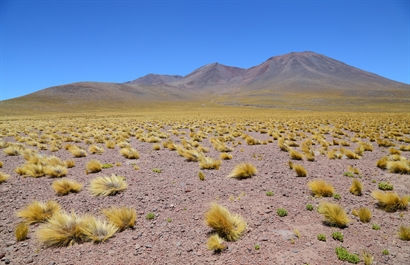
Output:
[[0, 113, 409, 265]]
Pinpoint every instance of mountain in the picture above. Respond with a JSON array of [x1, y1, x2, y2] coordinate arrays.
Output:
[[1, 51, 409, 114]]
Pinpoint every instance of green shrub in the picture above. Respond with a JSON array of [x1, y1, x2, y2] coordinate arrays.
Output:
[[378, 181, 393, 191], [254, 244, 260, 250], [317, 234, 326, 241], [331, 231, 343, 242], [333, 193, 341, 200], [146, 212, 155, 220], [101, 163, 113, 169], [306, 204, 314, 211], [335, 247, 360, 263], [276, 208, 288, 217], [372, 224, 380, 230], [152, 168, 162, 173], [266, 191, 274, 196], [382, 249, 389, 255]]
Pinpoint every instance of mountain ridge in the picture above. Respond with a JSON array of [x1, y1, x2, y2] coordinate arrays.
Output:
[[1, 51, 409, 114]]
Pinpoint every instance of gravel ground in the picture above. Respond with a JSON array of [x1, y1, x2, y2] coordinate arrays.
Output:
[[0, 117, 409, 265]]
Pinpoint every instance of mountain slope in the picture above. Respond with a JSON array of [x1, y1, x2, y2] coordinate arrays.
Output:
[[1, 51, 409, 114]]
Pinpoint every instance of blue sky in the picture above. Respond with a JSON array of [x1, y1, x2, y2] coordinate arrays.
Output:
[[1, 0, 409, 100]]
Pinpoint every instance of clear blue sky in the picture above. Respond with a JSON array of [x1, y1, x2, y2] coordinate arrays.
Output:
[[1, 0, 409, 100]]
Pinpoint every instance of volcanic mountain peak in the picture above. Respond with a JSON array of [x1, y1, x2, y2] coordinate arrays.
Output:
[[127, 73, 183, 85]]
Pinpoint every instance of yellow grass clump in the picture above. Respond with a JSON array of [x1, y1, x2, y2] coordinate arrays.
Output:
[[120, 147, 140, 159], [228, 163, 257, 179], [207, 234, 227, 252], [371, 190, 408, 212], [318, 201, 350, 228], [89, 174, 127, 196], [205, 203, 246, 241], [220, 153, 232, 160], [292, 163, 307, 177], [15, 222, 29, 241], [349, 179, 363, 196], [86, 159, 102, 174], [88, 145, 104, 154], [65, 160, 75, 168], [352, 207, 372, 223], [398, 225, 410, 241], [0, 171, 10, 183], [102, 207, 136, 231], [308, 180, 334, 197], [79, 216, 118, 243], [44, 165, 68, 178], [52, 179, 82, 195], [386, 160, 410, 174], [0, 161, 3, 167], [36, 211, 85, 247], [17, 201, 61, 224], [199, 156, 221, 170], [289, 149, 303, 160], [68, 146, 87, 157]]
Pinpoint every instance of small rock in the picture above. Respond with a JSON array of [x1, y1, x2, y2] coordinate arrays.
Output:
[[26, 258, 34, 263], [5, 241, 14, 247], [135, 244, 141, 250], [0, 252, 5, 259], [145, 244, 152, 248], [48, 262, 56, 265], [4, 259, 10, 264]]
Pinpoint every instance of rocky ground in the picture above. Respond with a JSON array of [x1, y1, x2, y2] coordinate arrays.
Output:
[[0, 121, 409, 265]]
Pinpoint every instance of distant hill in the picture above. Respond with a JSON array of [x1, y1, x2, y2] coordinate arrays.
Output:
[[1, 51, 409, 114]]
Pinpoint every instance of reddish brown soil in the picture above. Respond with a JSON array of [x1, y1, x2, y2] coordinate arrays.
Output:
[[0, 129, 409, 265]]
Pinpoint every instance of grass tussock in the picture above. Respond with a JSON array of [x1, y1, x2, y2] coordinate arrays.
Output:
[[386, 160, 410, 174], [318, 201, 350, 228], [308, 180, 334, 197], [79, 216, 118, 243], [199, 156, 221, 170], [89, 174, 127, 196], [68, 146, 87, 157], [207, 234, 227, 252], [292, 163, 307, 177], [228, 163, 257, 179], [205, 203, 246, 241], [349, 179, 363, 196], [52, 179, 82, 195], [15, 222, 29, 241], [0, 171, 10, 183], [352, 207, 372, 223], [88, 145, 104, 154], [289, 149, 303, 160], [398, 225, 410, 241], [44, 165, 67, 178], [36, 211, 85, 247], [371, 190, 408, 212], [86, 159, 102, 174], [102, 207, 136, 231], [120, 147, 140, 159], [65, 160, 75, 168], [17, 200, 61, 224], [220, 153, 232, 160]]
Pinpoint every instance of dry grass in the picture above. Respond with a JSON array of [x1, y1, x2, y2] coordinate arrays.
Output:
[[289, 149, 303, 160], [207, 234, 227, 252], [89, 174, 127, 196], [205, 203, 246, 241], [220, 153, 232, 160], [79, 216, 118, 243], [199, 156, 221, 170], [386, 161, 410, 174], [17, 201, 61, 224], [102, 207, 136, 231], [352, 207, 372, 223], [65, 160, 75, 168], [52, 179, 83, 195], [88, 145, 104, 154], [86, 159, 102, 174], [308, 180, 334, 197], [120, 147, 140, 159], [398, 225, 410, 241], [349, 179, 363, 196], [0, 171, 10, 183], [15, 222, 29, 241], [228, 163, 257, 179], [318, 201, 350, 228], [44, 165, 68, 178], [36, 211, 84, 247], [292, 164, 307, 177], [371, 191, 408, 212]]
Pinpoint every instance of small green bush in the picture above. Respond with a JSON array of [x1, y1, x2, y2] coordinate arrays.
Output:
[[152, 168, 162, 173], [335, 246, 360, 263], [343, 172, 354, 177], [254, 244, 260, 250], [306, 204, 314, 211], [378, 181, 393, 191], [276, 208, 288, 217], [382, 249, 389, 255], [146, 212, 155, 220], [331, 231, 343, 242], [317, 234, 326, 241], [266, 191, 274, 196], [372, 224, 380, 230], [102, 163, 113, 169], [333, 193, 341, 200]]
